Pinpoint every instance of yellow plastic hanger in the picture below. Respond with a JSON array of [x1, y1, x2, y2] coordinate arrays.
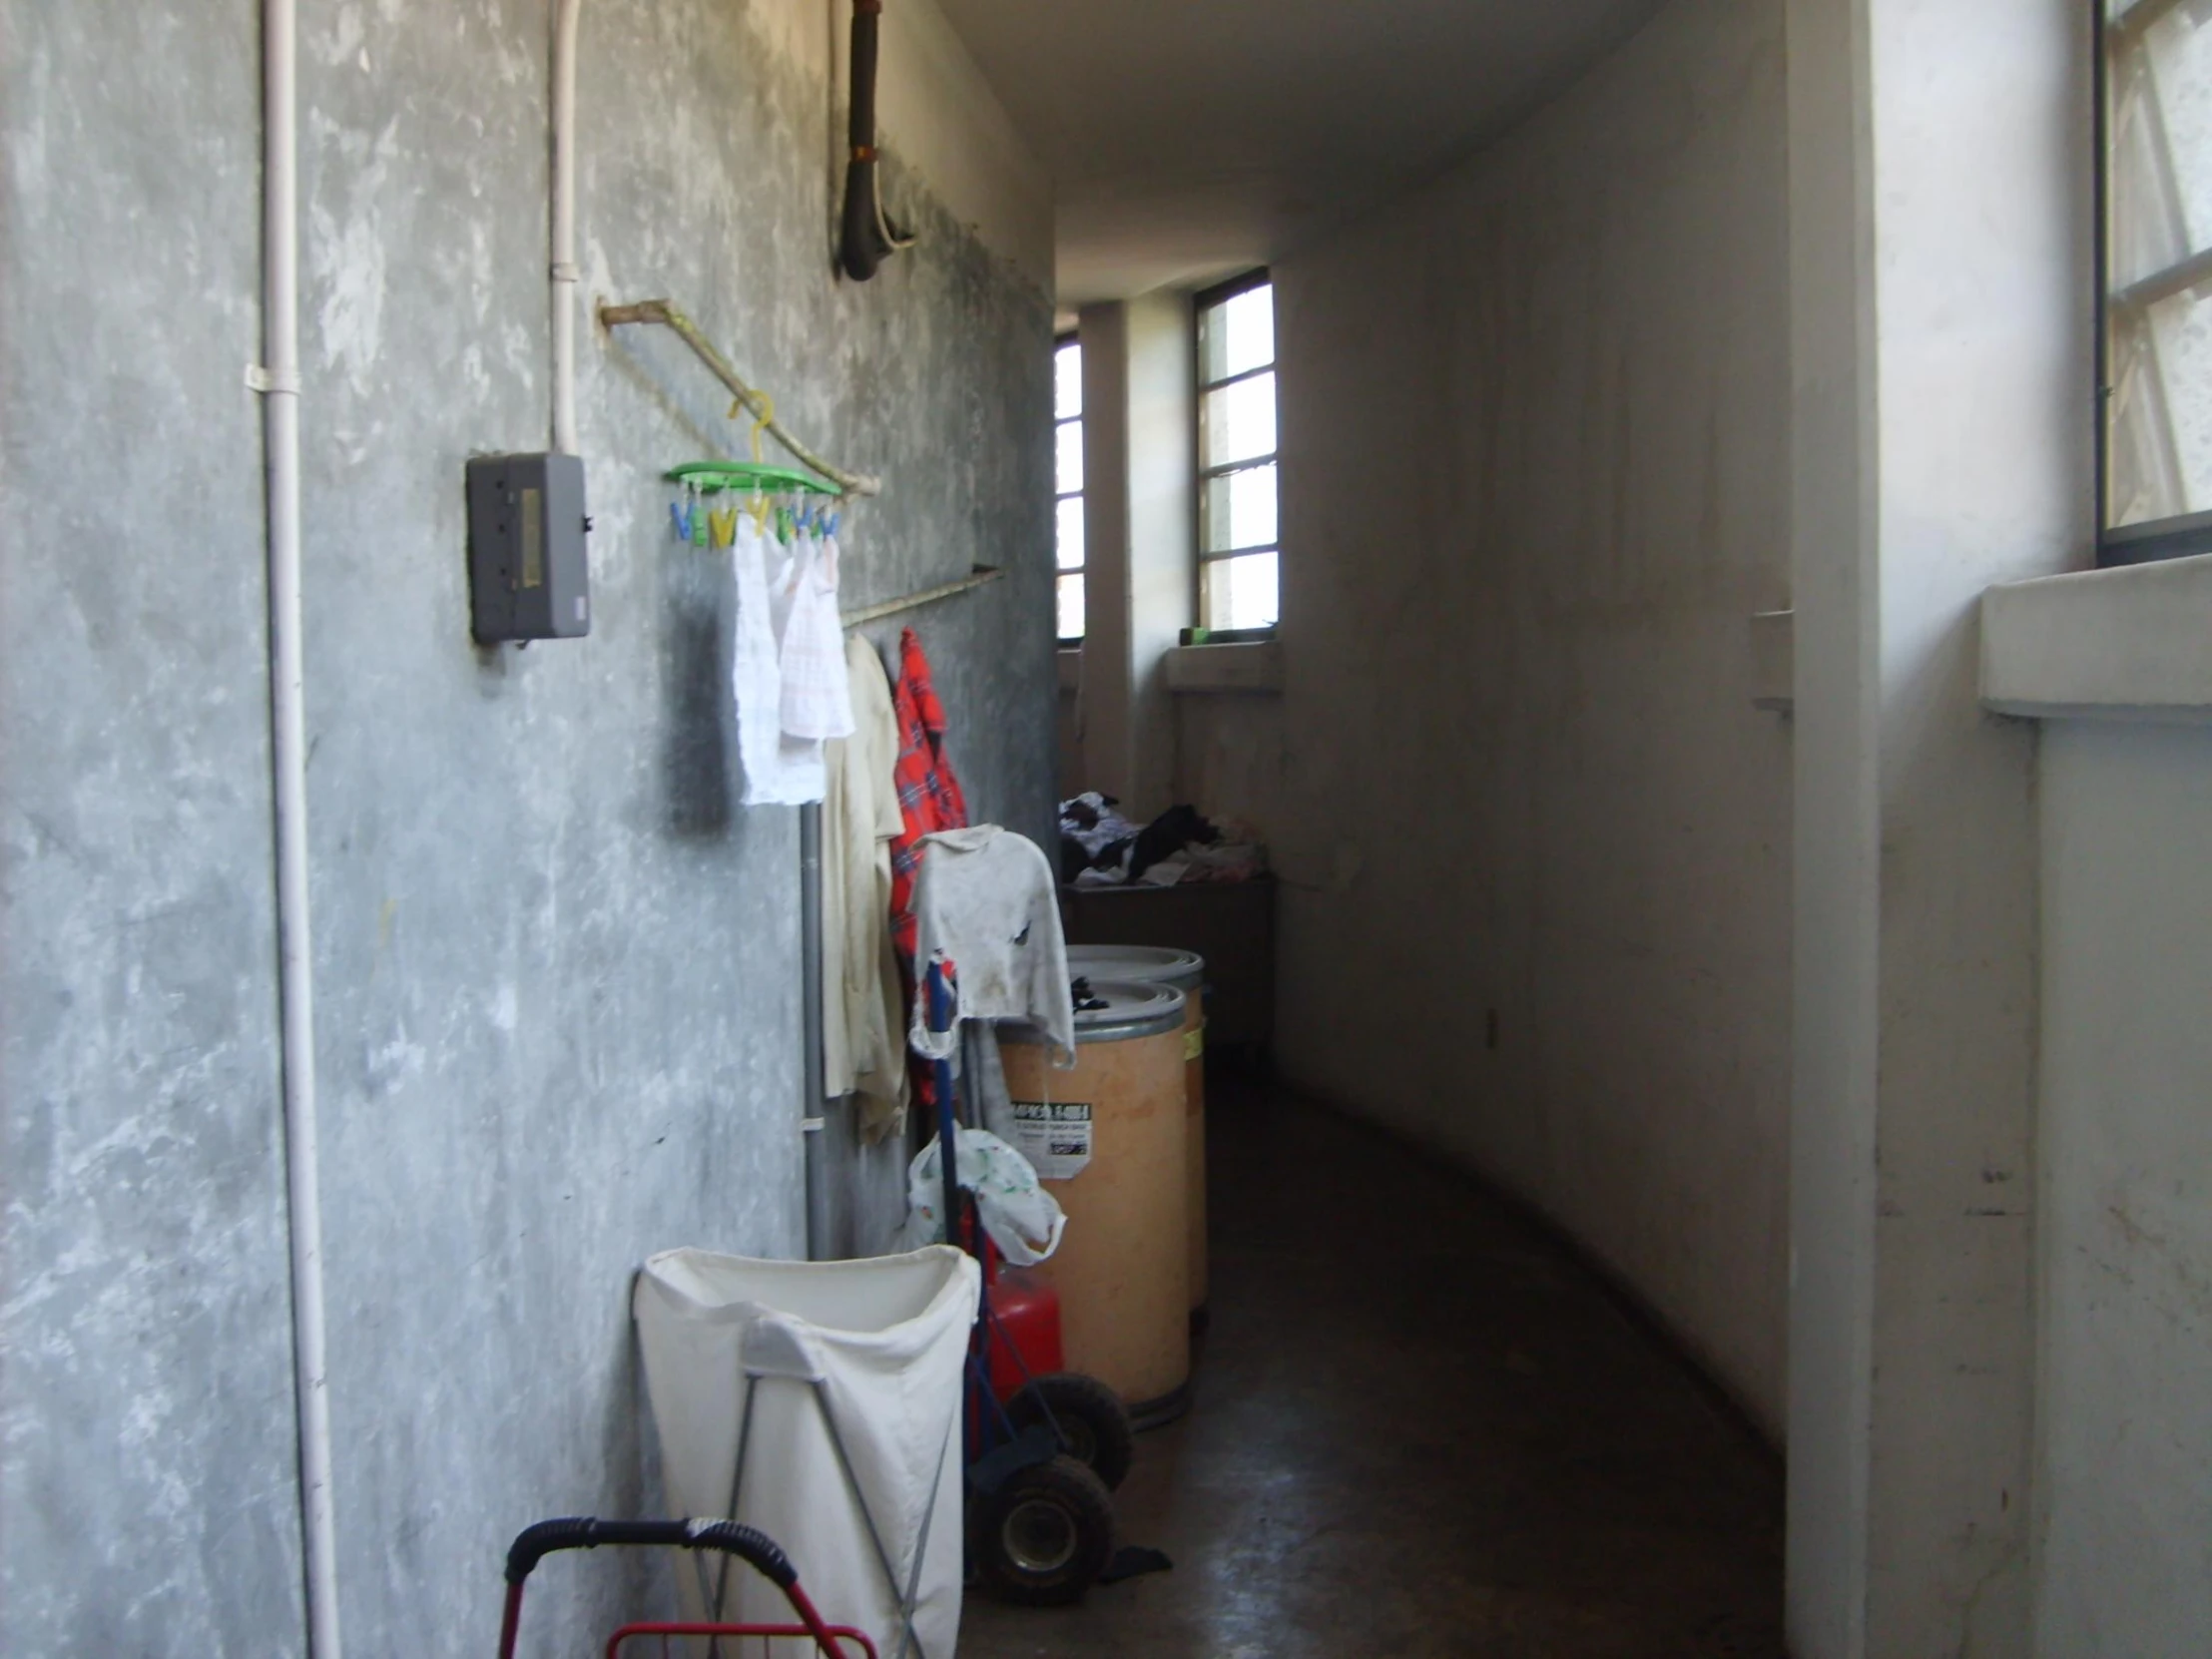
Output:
[[731, 392, 779, 532]]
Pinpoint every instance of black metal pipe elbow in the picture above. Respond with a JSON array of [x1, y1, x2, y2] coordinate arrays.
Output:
[[838, 0, 893, 281]]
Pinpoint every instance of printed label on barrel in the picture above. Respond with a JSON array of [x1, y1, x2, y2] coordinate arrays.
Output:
[[1010, 1100, 1093, 1180], [1184, 1022, 1206, 1062]]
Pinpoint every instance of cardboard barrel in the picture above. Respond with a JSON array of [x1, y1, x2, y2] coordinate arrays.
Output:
[[999, 980, 1190, 1420], [1067, 944, 1209, 1320]]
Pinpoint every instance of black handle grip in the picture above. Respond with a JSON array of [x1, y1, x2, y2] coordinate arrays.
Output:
[[504, 1518, 798, 1589]]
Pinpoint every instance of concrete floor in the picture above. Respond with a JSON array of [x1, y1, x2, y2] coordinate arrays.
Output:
[[959, 1076, 1785, 1659]]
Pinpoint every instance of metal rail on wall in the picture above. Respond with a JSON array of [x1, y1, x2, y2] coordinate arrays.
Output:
[[599, 297, 882, 496], [607, 295, 1010, 629], [841, 566, 1003, 629]]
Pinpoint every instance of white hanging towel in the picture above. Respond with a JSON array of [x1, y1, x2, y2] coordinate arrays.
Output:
[[782, 530, 856, 742], [732, 516, 825, 805]]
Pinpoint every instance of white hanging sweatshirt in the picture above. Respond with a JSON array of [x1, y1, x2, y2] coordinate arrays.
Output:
[[906, 827, 1075, 1064]]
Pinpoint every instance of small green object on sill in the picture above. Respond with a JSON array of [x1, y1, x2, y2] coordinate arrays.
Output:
[[1179, 626, 1213, 647]]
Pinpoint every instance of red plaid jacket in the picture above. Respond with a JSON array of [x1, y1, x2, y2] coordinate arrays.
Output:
[[888, 627, 967, 963]]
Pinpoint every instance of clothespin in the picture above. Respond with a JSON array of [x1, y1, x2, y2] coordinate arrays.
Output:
[[708, 504, 738, 548], [670, 489, 694, 543]]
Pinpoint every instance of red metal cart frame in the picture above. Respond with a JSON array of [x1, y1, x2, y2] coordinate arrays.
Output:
[[497, 1516, 876, 1659]]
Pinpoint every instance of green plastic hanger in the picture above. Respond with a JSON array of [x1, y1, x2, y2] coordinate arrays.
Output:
[[666, 460, 841, 497]]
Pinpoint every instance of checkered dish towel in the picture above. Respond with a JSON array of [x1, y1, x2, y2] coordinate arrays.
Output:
[[780, 530, 856, 742]]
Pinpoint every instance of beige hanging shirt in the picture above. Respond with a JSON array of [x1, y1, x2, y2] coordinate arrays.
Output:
[[822, 633, 910, 1140]]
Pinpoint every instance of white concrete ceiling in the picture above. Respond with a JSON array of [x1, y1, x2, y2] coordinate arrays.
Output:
[[933, 0, 1669, 304]]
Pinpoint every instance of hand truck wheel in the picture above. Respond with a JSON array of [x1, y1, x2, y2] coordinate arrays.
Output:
[[1003, 1371, 1135, 1491], [972, 1453, 1117, 1606]]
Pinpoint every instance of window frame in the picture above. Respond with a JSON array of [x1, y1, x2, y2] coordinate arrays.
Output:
[[2097, 0, 2212, 566], [1053, 331, 1086, 644], [1192, 268, 1280, 641]]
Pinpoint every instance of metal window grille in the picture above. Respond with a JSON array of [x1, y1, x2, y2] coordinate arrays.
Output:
[[1054, 336, 1085, 640], [1195, 271, 1280, 635]]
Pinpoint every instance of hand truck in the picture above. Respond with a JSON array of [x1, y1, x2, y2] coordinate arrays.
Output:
[[496, 1516, 877, 1659], [920, 959, 1128, 1605]]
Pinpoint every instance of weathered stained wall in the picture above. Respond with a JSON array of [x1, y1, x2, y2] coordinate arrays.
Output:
[[1181, 0, 1794, 1430], [0, 7, 303, 1647], [0, 0, 1052, 1651], [2032, 720, 2212, 1656], [1782, 1, 2082, 1649]]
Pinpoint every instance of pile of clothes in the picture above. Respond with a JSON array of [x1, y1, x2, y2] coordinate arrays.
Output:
[[1057, 793, 1269, 888]]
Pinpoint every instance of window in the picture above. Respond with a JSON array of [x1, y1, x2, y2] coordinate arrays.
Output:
[[1054, 337, 1086, 641], [1196, 273, 1279, 633], [2101, 0, 2212, 563]]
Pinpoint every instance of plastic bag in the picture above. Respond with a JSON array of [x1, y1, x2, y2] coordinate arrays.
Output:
[[900, 1128, 1066, 1266]]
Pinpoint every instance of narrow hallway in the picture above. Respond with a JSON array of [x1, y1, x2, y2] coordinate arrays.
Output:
[[962, 1077, 1785, 1659]]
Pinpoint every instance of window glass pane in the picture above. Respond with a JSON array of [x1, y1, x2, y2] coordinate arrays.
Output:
[[2110, 287, 2212, 525], [2113, 54, 2191, 285], [1057, 571, 1085, 641], [2106, 9, 2212, 530], [1201, 372, 1277, 469], [1055, 340, 1082, 420], [1202, 462, 1277, 554], [1056, 419, 1084, 495], [1057, 495, 1085, 570], [1204, 551, 1279, 633], [1200, 282, 1274, 383], [2126, 8, 2212, 274]]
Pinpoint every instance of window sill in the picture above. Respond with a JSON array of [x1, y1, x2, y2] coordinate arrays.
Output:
[[1981, 553, 2212, 723], [1165, 639, 1283, 695]]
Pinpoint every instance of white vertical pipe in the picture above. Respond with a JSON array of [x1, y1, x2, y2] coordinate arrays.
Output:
[[551, 0, 583, 454], [262, 0, 342, 1652]]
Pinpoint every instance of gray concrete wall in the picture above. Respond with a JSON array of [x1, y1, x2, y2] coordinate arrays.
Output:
[[0, 7, 305, 1647], [1, 0, 1052, 1651], [1182, 0, 1795, 1430], [2032, 720, 2212, 1656]]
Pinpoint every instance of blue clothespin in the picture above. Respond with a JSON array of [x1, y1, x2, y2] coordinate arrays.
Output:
[[670, 494, 694, 543]]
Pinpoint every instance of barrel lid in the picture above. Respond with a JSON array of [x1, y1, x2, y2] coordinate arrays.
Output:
[[1065, 943, 1204, 991], [1001, 978, 1187, 1044]]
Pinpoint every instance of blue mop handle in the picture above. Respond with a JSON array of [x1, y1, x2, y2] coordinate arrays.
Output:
[[924, 959, 962, 1250]]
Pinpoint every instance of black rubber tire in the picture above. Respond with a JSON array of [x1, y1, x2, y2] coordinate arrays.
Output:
[[1004, 1372, 1136, 1491], [973, 1454, 1117, 1606]]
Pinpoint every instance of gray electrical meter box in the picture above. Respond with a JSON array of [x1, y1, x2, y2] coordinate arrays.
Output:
[[465, 452, 591, 641]]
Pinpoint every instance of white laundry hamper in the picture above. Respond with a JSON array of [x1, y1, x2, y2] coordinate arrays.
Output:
[[634, 1246, 980, 1659]]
